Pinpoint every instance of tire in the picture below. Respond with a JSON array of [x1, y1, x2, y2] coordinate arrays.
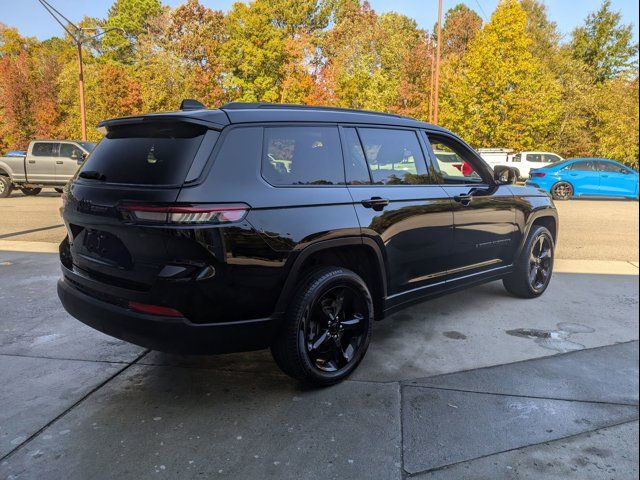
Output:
[[551, 181, 573, 200], [503, 225, 554, 298], [0, 176, 12, 198], [271, 266, 374, 386], [54, 188, 64, 194], [20, 187, 42, 196]]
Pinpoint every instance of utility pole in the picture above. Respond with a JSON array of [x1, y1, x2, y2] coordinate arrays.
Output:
[[433, 0, 443, 125], [36, 0, 124, 141], [428, 34, 436, 123]]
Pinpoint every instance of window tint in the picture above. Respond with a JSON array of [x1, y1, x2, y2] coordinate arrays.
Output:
[[262, 127, 344, 185], [79, 122, 207, 185], [32, 142, 56, 157], [543, 154, 561, 163], [342, 128, 371, 185], [597, 161, 627, 173], [59, 143, 84, 159], [358, 128, 431, 185], [566, 161, 596, 171], [528, 154, 543, 163], [428, 137, 483, 184]]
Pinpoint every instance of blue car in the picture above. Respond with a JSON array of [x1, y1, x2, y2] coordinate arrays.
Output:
[[526, 158, 639, 200]]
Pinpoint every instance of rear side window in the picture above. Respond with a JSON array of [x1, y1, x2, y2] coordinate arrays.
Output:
[[262, 127, 344, 185], [357, 128, 430, 185], [80, 122, 208, 185], [565, 161, 596, 171], [597, 161, 628, 173], [32, 142, 57, 156]]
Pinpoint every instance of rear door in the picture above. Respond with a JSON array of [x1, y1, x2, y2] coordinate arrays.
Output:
[[56, 143, 85, 182], [343, 126, 453, 300], [27, 142, 58, 183], [424, 132, 519, 280], [563, 160, 600, 194], [596, 161, 637, 197], [63, 121, 217, 289]]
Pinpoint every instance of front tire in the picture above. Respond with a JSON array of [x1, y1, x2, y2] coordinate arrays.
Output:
[[551, 181, 573, 200], [271, 267, 373, 386], [503, 225, 554, 298], [54, 188, 64, 194], [0, 176, 12, 198], [20, 187, 42, 196]]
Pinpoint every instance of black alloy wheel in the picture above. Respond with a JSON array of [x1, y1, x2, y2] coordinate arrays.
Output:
[[301, 285, 368, 373], [551, 181, 572, 200], [528, 233, 553, 293], [503, 225, 554, 298], [271, 267, 373, 386]]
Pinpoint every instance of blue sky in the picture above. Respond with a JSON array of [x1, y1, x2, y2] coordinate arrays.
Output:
[[1, 0, 638, 43]]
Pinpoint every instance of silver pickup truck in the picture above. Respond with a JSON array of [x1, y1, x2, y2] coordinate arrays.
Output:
[[0, 140, 96, 197]]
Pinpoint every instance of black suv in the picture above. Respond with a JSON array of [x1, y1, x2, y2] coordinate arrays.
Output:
[[58, 102, 558, 385]]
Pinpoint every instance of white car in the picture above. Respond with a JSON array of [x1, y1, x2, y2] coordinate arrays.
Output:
[[479, 149, 563, 180]]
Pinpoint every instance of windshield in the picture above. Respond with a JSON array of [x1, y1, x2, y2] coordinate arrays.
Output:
[[78, 122, 207, 185]]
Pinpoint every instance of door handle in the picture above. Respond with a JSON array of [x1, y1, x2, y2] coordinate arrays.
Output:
[[453, 193, 473, 206], [601, 174, 608, 178], [361, 197, 390, 211], [56, 161, 64, 164], [28, 160, 36, 164]]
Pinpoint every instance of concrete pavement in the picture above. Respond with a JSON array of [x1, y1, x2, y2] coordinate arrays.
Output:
[[0, 248, 637, 479]]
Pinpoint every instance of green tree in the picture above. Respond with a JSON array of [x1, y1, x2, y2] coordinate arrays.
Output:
[[571, 0, 638, 82], [440, 0, 561, 150]]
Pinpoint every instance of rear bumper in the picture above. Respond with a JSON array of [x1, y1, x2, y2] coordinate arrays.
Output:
[[57, 275, 278, 354]]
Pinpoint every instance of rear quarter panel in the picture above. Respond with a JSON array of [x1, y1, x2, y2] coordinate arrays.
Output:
[[0, 155, 26, 182], [508, 184, 558, 255]]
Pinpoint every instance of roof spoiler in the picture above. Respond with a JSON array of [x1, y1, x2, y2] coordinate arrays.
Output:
[[180, 99, 206, 111]]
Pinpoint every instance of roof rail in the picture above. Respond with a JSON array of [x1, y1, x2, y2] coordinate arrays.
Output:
[[220, 102, 404, 118], [180, 99, 206, 110]]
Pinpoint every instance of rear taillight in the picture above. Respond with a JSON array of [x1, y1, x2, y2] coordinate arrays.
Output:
[[119, 203, 249, 225], [128, 301, 183, 318], [531, 172, 546, 178]]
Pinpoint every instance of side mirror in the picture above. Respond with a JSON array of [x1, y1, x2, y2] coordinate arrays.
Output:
[[494, 167, 517, 184], [77, 152, 87, 165]]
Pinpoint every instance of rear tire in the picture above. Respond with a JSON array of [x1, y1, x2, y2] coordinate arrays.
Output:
[[20, 187, 42, 196], [503, 225, 554, 298], [551, 181, 572, 200], [271, 267, 373, 386], [0, 176, 12, 198]]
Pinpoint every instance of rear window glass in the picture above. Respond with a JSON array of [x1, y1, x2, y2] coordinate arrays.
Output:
[[80, 123, 207, 185], [262, 127, 344, 185]]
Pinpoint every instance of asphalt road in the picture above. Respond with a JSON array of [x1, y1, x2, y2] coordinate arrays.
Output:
[[1, 191, 638, 261]]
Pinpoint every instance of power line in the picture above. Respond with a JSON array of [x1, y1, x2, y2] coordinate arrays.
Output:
[[474, 0, 488, 21]]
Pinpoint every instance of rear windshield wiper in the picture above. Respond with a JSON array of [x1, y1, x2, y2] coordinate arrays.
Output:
[[79, 170, 106, 181]]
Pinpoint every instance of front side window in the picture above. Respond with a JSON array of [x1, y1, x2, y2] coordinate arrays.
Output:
[[262, 127, 344, 185], [32, 142, 56, 157], [528, 154, 543, 163], [543, 154, 561, 163], [597, 161, 628, 173], [428, 137, 484, 184], [357, 128, 431, 185], [59, 143, 84, 159]]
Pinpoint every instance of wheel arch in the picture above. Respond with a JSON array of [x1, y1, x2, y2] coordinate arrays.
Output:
[[515, 208, 558, 259], [274, 237, 387, 321]]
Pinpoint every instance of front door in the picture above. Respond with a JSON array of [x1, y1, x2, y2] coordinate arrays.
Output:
[[56, 143, 85, 182], [342, 126, 453, 300], [596, 161, 637, 197], [424, 133, 519, 280], [26, 142, 58, 183]]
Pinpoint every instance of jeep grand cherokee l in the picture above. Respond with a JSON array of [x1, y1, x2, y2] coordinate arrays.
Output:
[[57, 101, 558, 386]]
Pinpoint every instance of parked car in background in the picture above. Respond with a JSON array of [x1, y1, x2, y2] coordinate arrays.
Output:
[[57, 101, 558, 386], [0, 140, 96, 197], [479, 149, 563, 181], [527, 158, 639, 200]]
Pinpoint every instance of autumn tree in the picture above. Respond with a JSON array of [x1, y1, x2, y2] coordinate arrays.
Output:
[[440, 0, 561, 150], [440, 4, 482, 58]]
